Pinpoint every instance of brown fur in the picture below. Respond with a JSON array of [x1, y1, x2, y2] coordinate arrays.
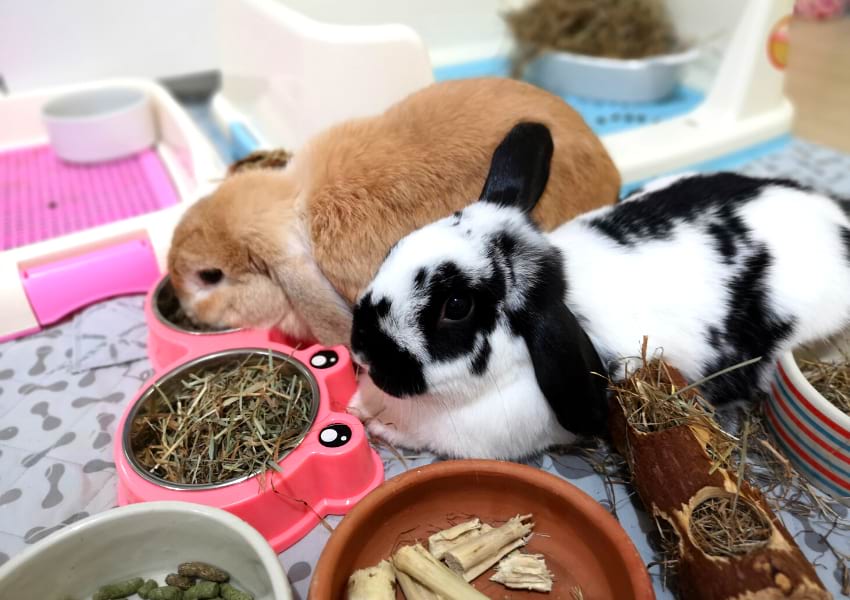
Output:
[[168, 77, 620, 346], [169, 170, 356, 345], [299, 77, 619, 304]]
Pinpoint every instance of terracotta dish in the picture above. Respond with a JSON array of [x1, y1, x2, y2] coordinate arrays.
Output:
[[310, 459, 655, 599]]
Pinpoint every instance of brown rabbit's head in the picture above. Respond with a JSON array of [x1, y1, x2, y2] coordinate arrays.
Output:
[[167, 170, 352, 345]]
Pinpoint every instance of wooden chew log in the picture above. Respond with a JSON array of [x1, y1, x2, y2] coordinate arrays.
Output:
[[393, 544, 489, 600], [346, 559, 396, 600], [608, 362, 829, 600]]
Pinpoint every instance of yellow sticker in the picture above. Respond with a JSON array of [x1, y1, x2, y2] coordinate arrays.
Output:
[[767, 15, 792, 70]]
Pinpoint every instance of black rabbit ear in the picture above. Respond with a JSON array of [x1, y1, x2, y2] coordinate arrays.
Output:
[[517, 301, 609, 436], [479, 122, 554, 214]]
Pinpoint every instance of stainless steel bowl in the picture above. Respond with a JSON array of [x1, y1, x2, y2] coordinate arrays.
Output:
[[152, 275, 242, 335], [123, 348, 320, 491], [525, 47, 699, 103]]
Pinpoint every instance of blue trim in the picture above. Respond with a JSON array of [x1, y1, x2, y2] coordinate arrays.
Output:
[[567, 86, 705, 137], [767, 412, 850, 499], [773, 375, 850, 454], [433, 55, 705, 139], [619, 134, 793, 198], [770, 408, 850, 484], [431, 55, 790, 201], [433, 57, 511, 81], [229, 122, 261, 161]]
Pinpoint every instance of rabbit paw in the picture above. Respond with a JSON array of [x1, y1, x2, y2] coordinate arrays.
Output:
[[347, 388, 424, 451]]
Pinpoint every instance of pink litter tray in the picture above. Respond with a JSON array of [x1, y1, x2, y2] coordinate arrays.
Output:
[[0, 79, 223, 342], [114, 274, 384, 552]]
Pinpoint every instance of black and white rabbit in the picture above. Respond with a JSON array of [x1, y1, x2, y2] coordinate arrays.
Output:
[[348, 122, 850, 459]]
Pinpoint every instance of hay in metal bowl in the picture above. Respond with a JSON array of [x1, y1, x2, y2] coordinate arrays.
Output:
[[126, 349, 318, 489], [689, 493, 772, 558], [504, 0, 677, 68]]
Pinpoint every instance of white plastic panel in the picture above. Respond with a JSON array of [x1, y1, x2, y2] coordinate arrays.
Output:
[[276, 0, 525, 66], [0, 1, 216, 93], [216, 0, 435, 150], [603, 0, 794, 183]]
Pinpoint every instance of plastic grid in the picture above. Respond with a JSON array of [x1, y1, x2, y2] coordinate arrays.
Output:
[[432, 57, 706, 137], [564, 85, 705, 136], [0, 145, 179, 251]]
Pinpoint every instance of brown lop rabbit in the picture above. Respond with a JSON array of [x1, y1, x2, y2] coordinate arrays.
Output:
[[167, 77, 620, 346]]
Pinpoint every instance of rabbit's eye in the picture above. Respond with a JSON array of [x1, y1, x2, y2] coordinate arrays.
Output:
[[440, 293, 474, 323], [198, 268, 224, 285]]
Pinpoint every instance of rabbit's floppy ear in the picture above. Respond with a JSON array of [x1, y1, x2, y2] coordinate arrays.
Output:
[[479, 122, 554, 214], [255, 230, 353, 347], [273, 252, 354, 347], [513, 297, 609, 436]]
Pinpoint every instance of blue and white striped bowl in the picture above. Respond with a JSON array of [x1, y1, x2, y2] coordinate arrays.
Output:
[[767, 352, 850, 505]]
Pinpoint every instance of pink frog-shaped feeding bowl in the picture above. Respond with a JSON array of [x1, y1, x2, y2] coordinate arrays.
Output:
[[115, 277, 383, 552], [145, 274, 287, 371]]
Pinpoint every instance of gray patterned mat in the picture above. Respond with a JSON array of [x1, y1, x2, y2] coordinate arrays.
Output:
[[2, 137, 850, 599]]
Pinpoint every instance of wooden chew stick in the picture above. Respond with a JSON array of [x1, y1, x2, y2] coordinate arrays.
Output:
[[443, 514, 533, 575], [394, 565, 443, 600], [393, 544, 489, 600], [430, 519, 481, 543], [346, 559, 396, 600], [491, 552, 554, 592], [430, 524, 493, 562], [428, 519, 483, 560], [463, 537, 526, 582]]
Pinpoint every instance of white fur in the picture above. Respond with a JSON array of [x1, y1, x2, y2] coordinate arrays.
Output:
[[560, 184, 850, 383], [352, 177, 850, 459], [350, 324, 576, 459], [555, 218, 730, 381], [740, 187, 850, 344], [363, 202, 551, 365]]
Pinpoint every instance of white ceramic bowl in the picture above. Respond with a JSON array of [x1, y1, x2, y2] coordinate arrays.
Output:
[[0, 501, 293, 599], [42, 86, 157, 164], [525, 47, 699, 103], [767, 350, 850, 505]]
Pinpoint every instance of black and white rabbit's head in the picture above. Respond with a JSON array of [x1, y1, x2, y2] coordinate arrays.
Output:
[[351, 123, 609, 439]]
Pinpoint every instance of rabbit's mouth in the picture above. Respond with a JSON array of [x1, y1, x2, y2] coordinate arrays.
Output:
[[350, 340, 428, 399], [366, 368, 426, 399]]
